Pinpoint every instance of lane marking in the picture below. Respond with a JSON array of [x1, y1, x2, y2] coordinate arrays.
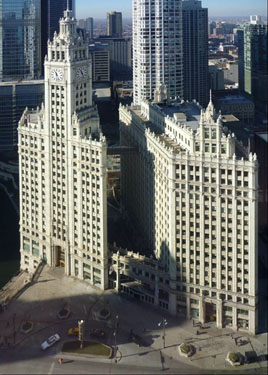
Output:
[[48, 361, 55, 374]]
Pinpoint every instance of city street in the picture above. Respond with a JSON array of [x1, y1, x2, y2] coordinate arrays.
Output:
[[0, 266, 267, 374]]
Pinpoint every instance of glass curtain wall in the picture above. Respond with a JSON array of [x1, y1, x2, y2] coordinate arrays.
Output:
[[0, 0, 41, 81]]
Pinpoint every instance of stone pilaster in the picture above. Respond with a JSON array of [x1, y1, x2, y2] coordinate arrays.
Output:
[[216, 300, 223, 329], [154, 279, 159, 307], [186, 296, 191, 319], [199, 298, 205, 324], [232, 306, 238, 331]]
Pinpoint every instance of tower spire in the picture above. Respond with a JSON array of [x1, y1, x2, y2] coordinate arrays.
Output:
[[67, 0, 70, 11], [209, 89, 212, 104]]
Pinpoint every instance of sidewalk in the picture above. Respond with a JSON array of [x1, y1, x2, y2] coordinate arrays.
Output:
[[0, 270, 30, 306], [0, 266, 266, 373], [106, 291, 268, 372]]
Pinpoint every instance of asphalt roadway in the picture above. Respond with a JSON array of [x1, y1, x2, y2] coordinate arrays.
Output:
[[1, 346, 266, 374], [0, 346, 199, 374]]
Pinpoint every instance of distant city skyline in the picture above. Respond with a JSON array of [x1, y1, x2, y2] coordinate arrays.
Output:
[[76, 0, 267, 19]]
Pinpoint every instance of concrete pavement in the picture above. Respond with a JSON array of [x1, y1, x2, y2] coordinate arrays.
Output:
[[0, 265, 267, 374]]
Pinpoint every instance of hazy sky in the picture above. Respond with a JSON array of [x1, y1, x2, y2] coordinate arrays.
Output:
[[76, 0, 267, 19]]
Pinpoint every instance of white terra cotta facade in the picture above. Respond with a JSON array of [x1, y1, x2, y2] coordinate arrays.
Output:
[[119, 97, 258, 334], [18, 9, 109, 290]]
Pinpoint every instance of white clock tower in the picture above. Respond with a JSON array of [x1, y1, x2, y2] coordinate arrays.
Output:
[[18, 9, 109, 290], [45, 7, 98, 138]]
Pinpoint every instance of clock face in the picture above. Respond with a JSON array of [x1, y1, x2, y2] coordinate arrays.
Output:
[[51, 69, 63, 82], [76, 66, 88, 80]]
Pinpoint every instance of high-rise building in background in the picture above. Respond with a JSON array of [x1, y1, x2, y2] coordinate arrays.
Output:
[[78, 19, 85, 28], [133, 0, 183, 105], [95, 36, 132, 80], [41, 0, 76, 66], [107, 11, 122, 37], [0, 0, 42, 82], [208, 65, 225, 91], [18, 9, 109, 290], [208, 21, 216, 36], [0, 0, 43, 152], [78, 18, 94, 39], [182, 0, 209, 107], [250, 15, 262, 25], [90, 43, 110, 82], [0, 81, 44, 151], [238, 22, 267, 115], [85, 17, 94, 39]]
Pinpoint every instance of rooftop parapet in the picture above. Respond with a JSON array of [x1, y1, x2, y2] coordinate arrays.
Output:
[[18, 105, 44, 130]]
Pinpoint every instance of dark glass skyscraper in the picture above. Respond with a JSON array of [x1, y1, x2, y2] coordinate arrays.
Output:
[[0, 0, 42, 81], [0, 81, 44, 151], [41, 0, 75, 65], [182, 0, 209, 107], [238, 23, 268, 114]]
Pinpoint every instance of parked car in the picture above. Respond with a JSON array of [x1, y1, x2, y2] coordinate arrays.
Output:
[[41, 334, 60, 350], [67, 327, 79, 336]]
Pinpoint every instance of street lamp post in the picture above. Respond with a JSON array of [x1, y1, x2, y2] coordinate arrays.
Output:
[[78, 320, 85, 349], [158, 318, 168, 348], [114, 314, 119, 362]]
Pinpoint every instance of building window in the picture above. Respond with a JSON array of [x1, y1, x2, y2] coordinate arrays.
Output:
[[23, 237, 30, 252]]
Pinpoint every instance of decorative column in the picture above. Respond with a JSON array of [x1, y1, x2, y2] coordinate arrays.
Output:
[[154, 277, 159, 307], [216, 300, 223, 329], [248, 309, 257, 335], [232, 306, 238, 331], [186, 297, 191, 320], [65, 241, 71, 276], [51, 243, 56, 267], [168, 288, 177, 315], [199, 298, 205, 324]]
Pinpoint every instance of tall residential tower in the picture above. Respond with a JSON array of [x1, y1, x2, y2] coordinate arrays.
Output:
[[18, 9, 109, 290], [133, 0, 183, 105]]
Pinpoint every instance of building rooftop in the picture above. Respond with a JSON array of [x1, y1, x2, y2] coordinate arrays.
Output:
[[0, 80, 44, 86], [256, 132, 268, 143], [132, 107, 162, 135], [222, 114, 240, 123], [130, 100, 202, 135], [182, 0, 203, 10], [155, 101, 201, 131], [217, 95, 254, 104], [93, 83, 111, 101], [158, 133, 183, 154], [89, 42, 109, 51]]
